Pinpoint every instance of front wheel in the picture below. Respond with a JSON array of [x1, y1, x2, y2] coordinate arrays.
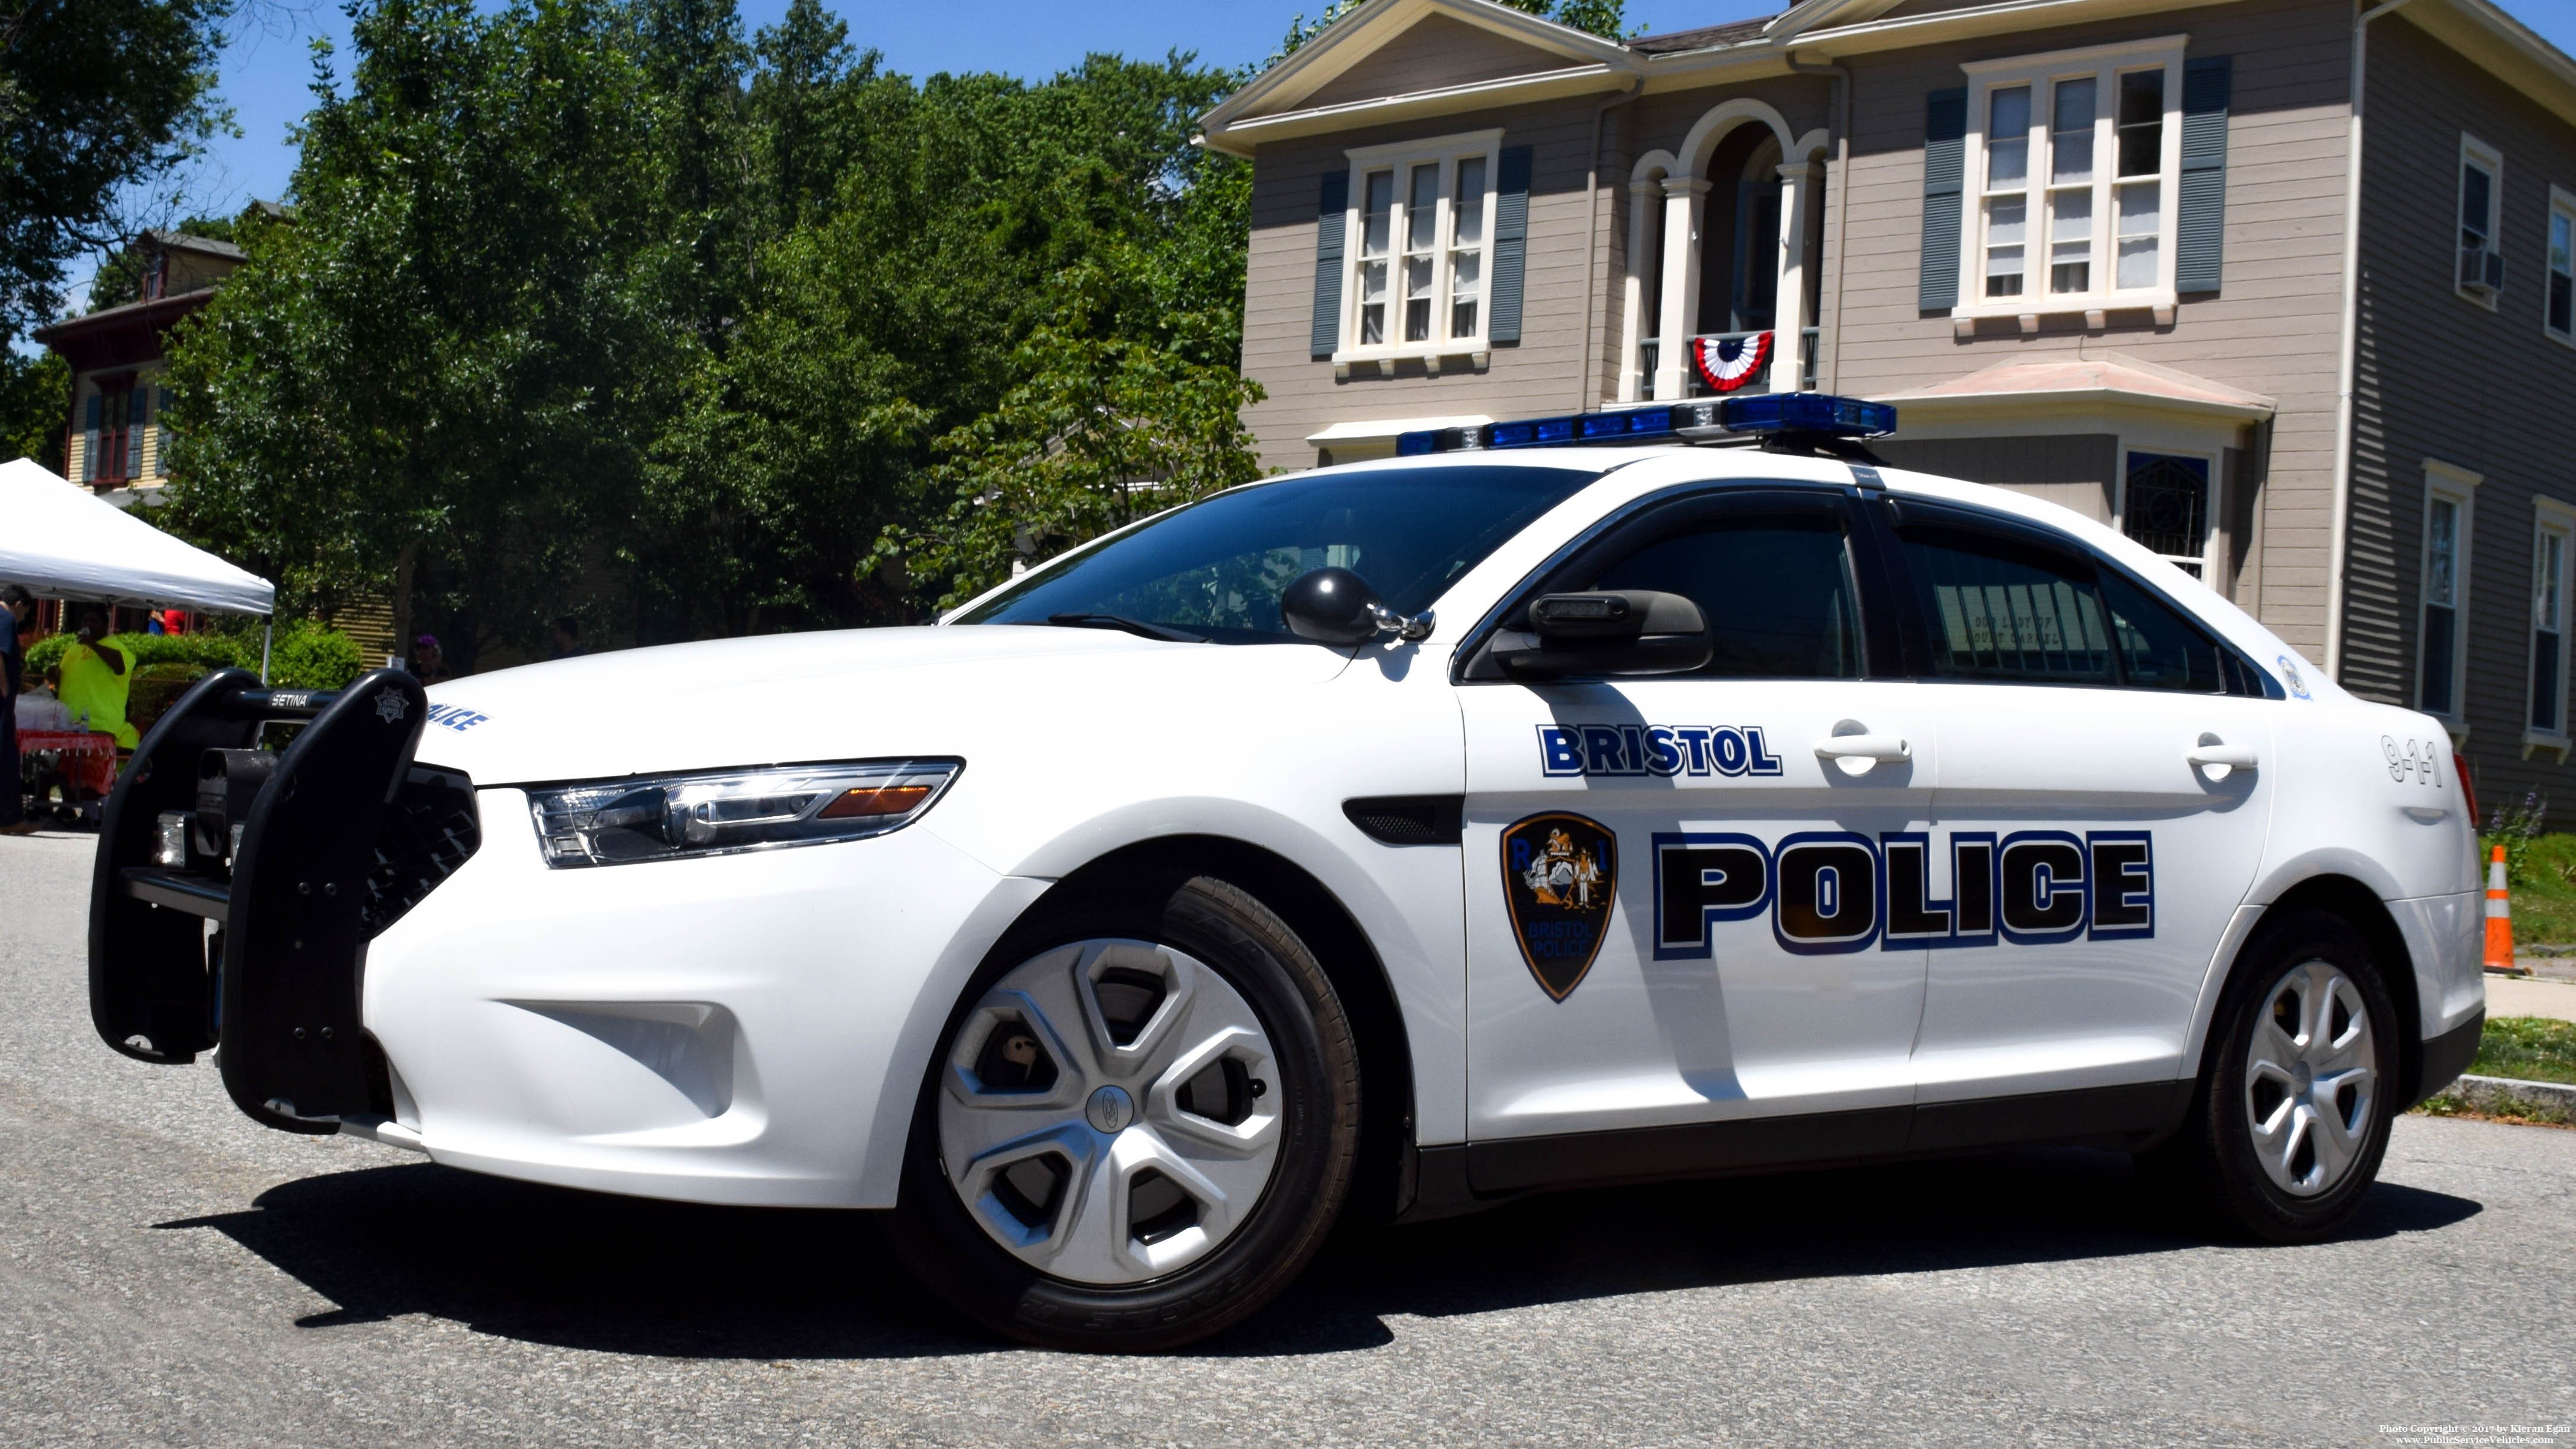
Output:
[[890, 874, 1360, 1351], [2137, 909, 2399, 1242]]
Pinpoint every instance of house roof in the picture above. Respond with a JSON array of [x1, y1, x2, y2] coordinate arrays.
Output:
[[1197, 0, 2576, 152], [141, 230, 245, 261], [1878, 354, 2276, 425], [1625, 17, 1777, 55]]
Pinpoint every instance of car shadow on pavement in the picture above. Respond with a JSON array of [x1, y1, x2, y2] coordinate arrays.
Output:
[[157, 1144, 2479, 1361]]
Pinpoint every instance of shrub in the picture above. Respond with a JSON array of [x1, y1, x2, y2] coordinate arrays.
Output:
[[23, 629, 249, 677], [20, 622, 361, 690], [2482, 789, 2551, 887], [267, 621, 365, 690]]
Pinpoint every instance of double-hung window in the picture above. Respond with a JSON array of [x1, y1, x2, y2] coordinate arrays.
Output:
[[2546, 186, 2575, 343], [2419, 462, 2479, 720], [2458, 135, 2504, 307], [1961, 39, 2185, 320], [1341, 131, 1499, 365], [2534, 500, 2574, 746]]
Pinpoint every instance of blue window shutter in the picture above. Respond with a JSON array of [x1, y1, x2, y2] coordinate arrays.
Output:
[[1309, 170, 1349, 359], [2177, 56, 2232, 294], [1920, 88, 1967, 312], [156, 387, 173, 475], [1489, 144, 1533, 344], [83, 392, 101, 482]]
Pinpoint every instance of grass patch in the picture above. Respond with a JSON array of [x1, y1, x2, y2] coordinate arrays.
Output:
[[2465, 1015, 2576, 1086], [2505, 832, 2576, 944], [2415, 1096, 2576, 1128], [2411, 1016, 2576, 1127]]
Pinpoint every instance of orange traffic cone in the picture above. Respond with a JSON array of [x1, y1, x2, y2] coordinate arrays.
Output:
[[2485, 845, 2529, 976]]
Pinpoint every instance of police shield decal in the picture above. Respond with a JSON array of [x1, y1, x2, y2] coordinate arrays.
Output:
[[1502, 812, 1618, 1001]]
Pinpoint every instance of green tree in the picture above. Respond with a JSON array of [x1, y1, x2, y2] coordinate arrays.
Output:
[[0, 348, 67, 468], [160, 0, 1268, 651], [161, 0, 683, 669], [0, 0, 233, 344]]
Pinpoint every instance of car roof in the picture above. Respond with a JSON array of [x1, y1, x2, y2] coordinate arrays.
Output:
[[1300, 445, 2337, 700]]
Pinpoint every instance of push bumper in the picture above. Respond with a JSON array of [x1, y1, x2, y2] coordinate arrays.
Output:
[[88, 668, 455, 1134]]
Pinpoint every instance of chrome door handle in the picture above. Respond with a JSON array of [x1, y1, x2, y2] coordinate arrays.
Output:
[[1814, 734, 1909, 775], [2186, 743, 2258, 781], [1815, 734, 1910, 760]]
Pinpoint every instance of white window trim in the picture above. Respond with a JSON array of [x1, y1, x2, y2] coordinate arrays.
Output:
[[2457, 133, 2504, 313], [2545, 183, 2576, 348], [2115, 443, 2222, 580], [2529, 495, 2575, 758], [2419, 459, 2481, 725], [1334, 128, 1503, 371], [1954, 36, 2188, 326]]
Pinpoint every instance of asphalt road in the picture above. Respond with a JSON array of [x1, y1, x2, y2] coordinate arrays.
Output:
[[5, 830, 2572, 1448]]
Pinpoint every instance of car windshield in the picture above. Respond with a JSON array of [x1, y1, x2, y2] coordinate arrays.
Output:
[[954, 465, 1602, 643]]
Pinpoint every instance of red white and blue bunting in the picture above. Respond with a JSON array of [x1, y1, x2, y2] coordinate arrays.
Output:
[[1692, 331, 1773, 393]]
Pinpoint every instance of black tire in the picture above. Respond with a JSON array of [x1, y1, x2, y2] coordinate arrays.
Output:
[[890, 872, 1361, 1352], [2137, 908, 2400, 1243]]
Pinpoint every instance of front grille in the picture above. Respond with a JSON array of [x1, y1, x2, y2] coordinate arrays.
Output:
[[363, 766, 480, 936]]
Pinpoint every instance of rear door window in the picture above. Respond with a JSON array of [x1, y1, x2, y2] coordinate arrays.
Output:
[[1892, 508, 2247, 693]]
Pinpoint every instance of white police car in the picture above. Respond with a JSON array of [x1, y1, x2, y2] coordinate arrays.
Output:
[[90, 394, 2485, 1352]]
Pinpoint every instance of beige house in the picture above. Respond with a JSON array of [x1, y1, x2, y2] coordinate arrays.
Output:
[[1203, 0, 2576, 810], [33, 229, 249, 509]]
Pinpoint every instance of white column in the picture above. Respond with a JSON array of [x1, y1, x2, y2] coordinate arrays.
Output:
[[1654, 177, 1711, 404], [1774, 160, 1820, 394], [1617, 177, 1661, 402]]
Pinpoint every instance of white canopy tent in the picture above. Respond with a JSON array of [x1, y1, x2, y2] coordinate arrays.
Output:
[[0, 457, 278, 675]]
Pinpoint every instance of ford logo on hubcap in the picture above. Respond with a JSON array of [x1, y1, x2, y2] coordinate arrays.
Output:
[[1085, 1084, 1135, 1133]]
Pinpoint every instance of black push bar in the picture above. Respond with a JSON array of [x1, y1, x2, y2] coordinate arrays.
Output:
[[89, 667, 431, 1134]]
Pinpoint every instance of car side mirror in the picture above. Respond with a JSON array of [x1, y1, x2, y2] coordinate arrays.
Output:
[[1281, 567, 1433, 646], [1490, 591, 1712, 678]]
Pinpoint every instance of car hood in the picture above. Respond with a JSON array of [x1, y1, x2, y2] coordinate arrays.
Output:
[[414, 624, 1356, 787]]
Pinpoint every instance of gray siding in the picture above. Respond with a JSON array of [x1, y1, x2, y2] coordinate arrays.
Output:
[[1239, 75, 1828, 472], [1243, 96, 1633, 472], [1825, 0, 2356, 643], [1294, 15, 1572, 113], [2353, 14, 2576, 808], [1876, 434, 2120, 522]]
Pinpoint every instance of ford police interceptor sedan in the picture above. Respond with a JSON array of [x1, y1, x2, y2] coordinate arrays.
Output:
[[90, 394, 2485, 1352]]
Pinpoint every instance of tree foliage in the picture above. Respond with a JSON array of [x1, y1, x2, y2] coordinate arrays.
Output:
[[0, 349, 67, 467], [159, 0, 1261, 659], [0, 0, 233, 345]]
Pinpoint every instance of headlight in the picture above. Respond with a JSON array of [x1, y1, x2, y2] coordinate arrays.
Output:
[[527, 760, 961, 868]]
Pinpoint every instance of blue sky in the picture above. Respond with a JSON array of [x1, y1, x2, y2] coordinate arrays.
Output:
[[101, 0, 2576, 286]]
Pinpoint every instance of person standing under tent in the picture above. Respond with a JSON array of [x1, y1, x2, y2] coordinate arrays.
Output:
[[1, 585, 34, 835], [58, 608, 137, 749]]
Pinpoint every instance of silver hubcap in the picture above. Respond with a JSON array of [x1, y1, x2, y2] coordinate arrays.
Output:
[[2243, 960, 2378, 1197], [938, 938, 1284, 1285]]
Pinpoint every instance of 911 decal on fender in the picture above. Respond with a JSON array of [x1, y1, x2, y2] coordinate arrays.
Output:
[[1503, 813, 1619, 1001]]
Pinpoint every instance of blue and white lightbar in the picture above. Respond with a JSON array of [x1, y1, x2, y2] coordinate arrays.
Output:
[[1396, 391, 1898, 456]]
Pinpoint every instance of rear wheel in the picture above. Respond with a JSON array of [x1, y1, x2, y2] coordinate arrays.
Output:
[[892, 874, 1360, 1351], [2138, 909, 2399, 1242]]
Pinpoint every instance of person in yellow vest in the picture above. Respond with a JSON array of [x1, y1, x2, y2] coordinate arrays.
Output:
[[56, 608, 138, 749]]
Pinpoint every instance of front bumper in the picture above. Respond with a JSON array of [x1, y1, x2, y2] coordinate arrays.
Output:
[[366, 792, 1043, 1207], [89, 670, 1045, 1209]]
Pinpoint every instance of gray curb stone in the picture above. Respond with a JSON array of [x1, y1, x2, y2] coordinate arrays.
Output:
[[2447, 1073, 2576, 1116]]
